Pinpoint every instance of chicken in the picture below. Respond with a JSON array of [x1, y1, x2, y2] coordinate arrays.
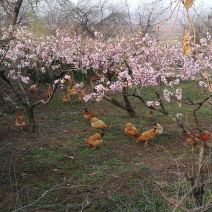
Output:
[[63, 94, 70, 103], [183, 130, 210, 150], [67, 85, 80, 96], [79, 88, 87, 100], [67, 88, 74, 96], [185, 133, 200, 148], [84, 133, 104, 150], [46, 84, 52, 98], [154, 123, 163, 136], [203, 131, 212, 147], [125, 123, 140, 136], [84, 108, 96, 120], [136, 126, 157, 145], [90, 116, 107, 129], [147, 111, 153, 120], [15, 112, 26, 130], [27, 83, 38, 94], [73, 85, 81, 94], [202, 131, 212, 142]]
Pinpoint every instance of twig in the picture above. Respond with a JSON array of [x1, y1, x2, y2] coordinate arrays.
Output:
[[153, 0, 181, 37], [12, 184, 88, 212]]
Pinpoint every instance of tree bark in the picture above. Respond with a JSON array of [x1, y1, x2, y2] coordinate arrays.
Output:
[[122, 92, 136, 118], [9, 0, 23, 26], [27, 107, 35, 133]]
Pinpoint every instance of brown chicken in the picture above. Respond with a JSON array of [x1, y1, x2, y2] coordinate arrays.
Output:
[[184, 131, 210, 149], [147, 111, 153, 120], [136, 126, 157, 145], [125, 123, 140, 136], [46, 84, 52, 98], [185, 133, 200, 148], [63, 94, 70, 103], [15, 112, 26, 130], [203, 131, 212, 142], [67, 85, 80, 96], [79, 88, 87, 100], [27, 83, 38, 94], [84, 108, 96, 120], [84, 133, 104, 150], [67, 88, 73, 96], [90, 116, 107, 129]]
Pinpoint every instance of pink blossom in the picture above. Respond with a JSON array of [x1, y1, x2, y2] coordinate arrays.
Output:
[[155, 101, 160, 106], [64, 75, 70, 79], [175, 89, 182, 100], [199, 81, 207, 87], [147, 101, 154, 107]]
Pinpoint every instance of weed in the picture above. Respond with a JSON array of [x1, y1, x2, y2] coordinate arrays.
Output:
[[103, 159, 122, 167], [130, 179, 139, 184], [140, 164, 151, 170]]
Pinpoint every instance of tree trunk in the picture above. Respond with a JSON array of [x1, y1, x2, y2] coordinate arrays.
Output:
[[9, 0, 23, 26], [27, 108, 35, 133], [122, 88, 136, 118]]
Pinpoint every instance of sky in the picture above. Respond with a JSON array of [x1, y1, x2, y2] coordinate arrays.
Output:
[[71, 0, 212, 7]]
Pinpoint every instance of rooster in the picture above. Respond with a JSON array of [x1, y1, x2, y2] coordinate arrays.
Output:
[[136, 126, 157, 146], [84, 108, 96, 120], [15, 112, 26, 130], [46, 84, 52, 99], [84, 133, 104, 150], [90, 116, 107, 129], [125, 123, 140, 136]]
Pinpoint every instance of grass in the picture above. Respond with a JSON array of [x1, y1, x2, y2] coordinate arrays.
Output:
[[1, 81, 212, 211]]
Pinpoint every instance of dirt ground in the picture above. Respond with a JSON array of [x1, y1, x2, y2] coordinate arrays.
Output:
[[1, 90, 212, 212]]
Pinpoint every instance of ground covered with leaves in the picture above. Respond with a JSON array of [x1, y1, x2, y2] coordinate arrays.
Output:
[[1, 82, 212, 212]]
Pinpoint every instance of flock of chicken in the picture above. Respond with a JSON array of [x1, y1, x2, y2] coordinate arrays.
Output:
[[83, 108, 163, 150], [63, 74, 88, 103], [184, 130, 212, 149], [14, 74, 212, 150], [15, 108, 212, 151]]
